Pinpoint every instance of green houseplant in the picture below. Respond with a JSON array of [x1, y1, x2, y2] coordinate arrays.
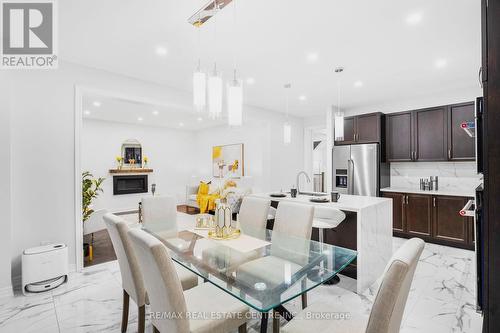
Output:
[[82, 171, 105, 223]]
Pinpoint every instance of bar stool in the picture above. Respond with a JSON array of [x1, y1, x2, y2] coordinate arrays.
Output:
[[312, 207, 346, 284]]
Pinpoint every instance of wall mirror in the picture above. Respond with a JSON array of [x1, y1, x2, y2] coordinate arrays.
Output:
[[121, 139, 142, 167]]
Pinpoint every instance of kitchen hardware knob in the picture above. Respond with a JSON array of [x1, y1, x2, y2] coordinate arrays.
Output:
[[433, 197, 436, 207], [448, 149, 452, 160]]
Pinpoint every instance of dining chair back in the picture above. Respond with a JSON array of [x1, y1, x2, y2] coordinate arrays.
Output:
[[366, 238, 425, 333], [141, 195, 177, 227], [274, 201, 314, 239], [238, 197, 271, 231], [103, 213, 147, 333], [128, 228, 191, 333]]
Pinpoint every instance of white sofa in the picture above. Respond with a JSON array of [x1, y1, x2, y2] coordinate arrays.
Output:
[[185, 176, 253, 213]]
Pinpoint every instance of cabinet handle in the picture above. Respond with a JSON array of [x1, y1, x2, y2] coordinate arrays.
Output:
[[433, 197, 436, 207], [402, 196, 405, 205], [448, 149, 452, 160], [406, 195, 409, 205]]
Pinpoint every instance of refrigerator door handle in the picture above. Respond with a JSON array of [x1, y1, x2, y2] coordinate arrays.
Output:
[[347, 159, 354, 195]]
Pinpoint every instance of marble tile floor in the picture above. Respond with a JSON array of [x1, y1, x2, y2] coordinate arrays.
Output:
[[0, 237, 482, 333]]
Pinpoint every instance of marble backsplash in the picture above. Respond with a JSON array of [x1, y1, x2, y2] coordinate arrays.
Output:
[[390, 162, 482, 193]]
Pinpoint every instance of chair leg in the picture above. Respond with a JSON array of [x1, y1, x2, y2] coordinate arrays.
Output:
[[153, 326, 160, 333], [121, 290, 129, 333], [138, 305, 145, 333], [301, 292, 308, 309], [238, 323, 247, 333], [273, 309, 280, 333]]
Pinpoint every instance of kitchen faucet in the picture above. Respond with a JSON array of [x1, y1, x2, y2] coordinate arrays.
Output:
[[296, 171, 311, 194]]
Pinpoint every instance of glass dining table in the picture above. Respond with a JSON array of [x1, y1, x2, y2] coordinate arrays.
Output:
[[143, 220, 357, 333]]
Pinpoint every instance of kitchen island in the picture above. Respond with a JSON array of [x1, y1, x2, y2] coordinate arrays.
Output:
[[251, 193, 393, 293]]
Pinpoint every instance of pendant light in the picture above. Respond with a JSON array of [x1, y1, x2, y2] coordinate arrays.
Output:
[[334, 67, 345, 141], [227, 0, 243, 126], [208, 1, 222, 119], [193, 15, 206, 112], [283, 83, 292, 145]]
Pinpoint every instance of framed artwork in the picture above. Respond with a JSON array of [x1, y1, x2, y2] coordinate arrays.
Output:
[[212, 143, 244, 178]]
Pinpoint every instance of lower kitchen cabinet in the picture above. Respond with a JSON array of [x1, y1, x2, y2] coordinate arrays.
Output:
[[382, 192, 474, 250]]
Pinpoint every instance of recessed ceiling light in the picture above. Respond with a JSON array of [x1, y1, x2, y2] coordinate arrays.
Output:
[[137, 117, 143, 121], [354, 81, 364, 88], [84, 110, 91, 115], [93, 101, 101, 107], [306, 52, 319, 63], [179, 122, 184, 127], [406, 12, 423, 25], [298, 95, 307, 101], [246, 77, 255, 85], [152, 110, 159, 116], [435, 59, 448, 69], [156, 46, 168, 56], [197, 117, 203, 122]]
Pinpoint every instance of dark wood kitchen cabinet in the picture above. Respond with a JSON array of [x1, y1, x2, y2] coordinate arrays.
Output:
[[335, 112, 383, 145], [414, 107, 448, 161], [433, 196, 469, 246], [448, 102, 476, 161], [405, 194, 433, 237], [386, 101, 476, 162], [382, 192, 474, 250], [386, 112, 413, 161]]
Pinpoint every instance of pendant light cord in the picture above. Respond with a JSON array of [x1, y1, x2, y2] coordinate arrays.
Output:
[[213, 0, 218, 74], [197, 13, 201, 70], [232, 0, 237, 80]]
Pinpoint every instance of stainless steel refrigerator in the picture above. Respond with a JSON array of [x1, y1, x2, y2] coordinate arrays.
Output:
[[332, 143, 389, 196]]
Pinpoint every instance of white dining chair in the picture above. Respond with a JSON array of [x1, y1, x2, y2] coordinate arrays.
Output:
[[236, 201, 314, 332], [103, 213, 198, 333], [128, 228, 250, 333], [238, 196, 271, 231], [83, 209, 108, 261], [281, 238, 425, 333], [312, 207, 346, 284]]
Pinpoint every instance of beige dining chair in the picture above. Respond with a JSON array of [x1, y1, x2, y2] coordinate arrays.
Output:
[[238, 196, 271, 231], [103, 213, 198, 333], [236, 201, 314, 331], [281, 238, 425, 333], [128, 228, 250, 333]]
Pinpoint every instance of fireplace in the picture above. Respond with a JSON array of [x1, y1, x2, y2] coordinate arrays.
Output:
[[113, 175, 148, 195]]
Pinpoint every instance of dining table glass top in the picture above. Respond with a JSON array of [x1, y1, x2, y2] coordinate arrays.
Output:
[[142, 218, 357, 313]]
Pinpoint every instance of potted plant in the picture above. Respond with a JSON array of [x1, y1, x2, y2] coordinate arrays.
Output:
[[82, 171, 105, 258]]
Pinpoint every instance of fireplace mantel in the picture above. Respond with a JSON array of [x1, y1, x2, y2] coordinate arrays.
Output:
[[109, 168, 153, 174]]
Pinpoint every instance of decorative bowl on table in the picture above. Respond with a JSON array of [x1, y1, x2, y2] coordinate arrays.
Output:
[[270, 193, 287, 198], [310, 197, 330, 203]]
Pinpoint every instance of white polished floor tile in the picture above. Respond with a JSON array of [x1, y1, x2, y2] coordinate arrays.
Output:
[[0, 237, 483, 333]]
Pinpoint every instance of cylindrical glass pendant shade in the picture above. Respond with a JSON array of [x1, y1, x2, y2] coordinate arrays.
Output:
[[334, 112, 345, 141], [283, 121, 292, 144], [227, 79, 243, 126], [208, 74, 223, 119]]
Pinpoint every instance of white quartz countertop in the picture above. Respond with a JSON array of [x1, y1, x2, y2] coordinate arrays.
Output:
[[251, 192, 391, 212], [380, 187, 475, 198]]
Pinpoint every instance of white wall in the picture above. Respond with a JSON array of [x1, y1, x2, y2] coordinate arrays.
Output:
[[0, 80, 12, 295], [194, 107, 304, 193], [82, 119, 197, 212]]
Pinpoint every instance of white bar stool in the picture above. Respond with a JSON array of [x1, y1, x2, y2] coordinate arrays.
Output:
[[312, 207, 346, 284]]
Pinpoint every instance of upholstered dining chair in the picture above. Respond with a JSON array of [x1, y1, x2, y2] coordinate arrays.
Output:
[[238, 196, 271, 231], [103, 213, 198, 333], [128, 228, 250, 333], [141, 196, 178, 236], [236, 201, 314, 331], [281, 238, 425, 333]]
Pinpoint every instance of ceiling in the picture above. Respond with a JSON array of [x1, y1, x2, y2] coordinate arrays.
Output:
[[82, 94, 225, 130], [61, 0, 481, 117]]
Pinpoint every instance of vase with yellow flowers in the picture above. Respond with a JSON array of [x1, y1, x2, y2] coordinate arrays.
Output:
[[115, 156, 123, 170], [143, 156, 148, 168]]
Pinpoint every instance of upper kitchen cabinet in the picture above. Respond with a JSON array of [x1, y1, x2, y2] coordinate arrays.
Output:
[[448, 102, 476, 161], [414, 107, 448, 161], [386, 112, 413, 162], [386, 101, 477, 162], [335, 112, 384, 145]]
